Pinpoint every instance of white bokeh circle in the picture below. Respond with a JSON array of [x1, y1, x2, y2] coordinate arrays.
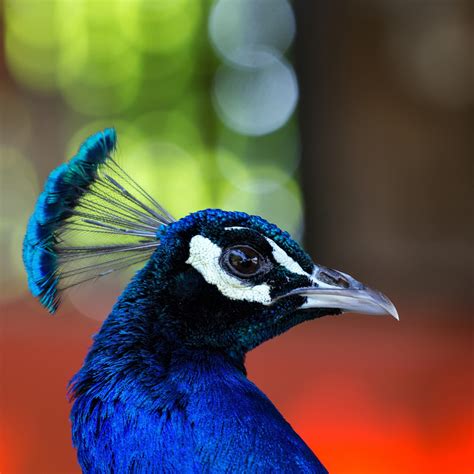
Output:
[[213, 53, 298, 136]]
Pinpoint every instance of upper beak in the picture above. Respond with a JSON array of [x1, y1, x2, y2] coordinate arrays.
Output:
[[283, 265, 399, 320]]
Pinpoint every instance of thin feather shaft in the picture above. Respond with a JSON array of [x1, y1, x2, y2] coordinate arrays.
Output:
[[108, 159, 175, 223]]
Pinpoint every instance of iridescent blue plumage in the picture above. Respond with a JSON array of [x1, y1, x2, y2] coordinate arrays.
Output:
[[23, 128, 173, 313], [23, 129, 117, 311], [24, 129, 397, 473]]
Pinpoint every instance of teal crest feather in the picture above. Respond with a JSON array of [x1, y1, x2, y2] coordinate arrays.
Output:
[[23, 128, 174, 313]]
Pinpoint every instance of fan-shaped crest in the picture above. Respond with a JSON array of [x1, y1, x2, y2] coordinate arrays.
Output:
[[23, 128, 175, 313]]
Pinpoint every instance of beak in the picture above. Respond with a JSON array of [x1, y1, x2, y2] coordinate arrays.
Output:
[[283, 265, 399, 320]]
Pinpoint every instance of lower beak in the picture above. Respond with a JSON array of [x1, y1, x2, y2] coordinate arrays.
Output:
[[283, 267, 399, 320], [299, 286, 399, 320]]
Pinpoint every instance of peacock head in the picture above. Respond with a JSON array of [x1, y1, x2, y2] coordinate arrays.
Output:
[[23, 129, 398, 354], [136, 209, 398, 353]]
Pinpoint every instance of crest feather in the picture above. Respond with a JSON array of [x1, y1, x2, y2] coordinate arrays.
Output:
[[23, 128, 174, 313]]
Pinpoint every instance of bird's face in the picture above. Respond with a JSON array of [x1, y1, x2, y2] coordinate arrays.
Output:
[[153, 210, 397, 354]]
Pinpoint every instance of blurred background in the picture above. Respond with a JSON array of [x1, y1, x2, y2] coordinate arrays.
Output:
[[0, 1, 472, 473]]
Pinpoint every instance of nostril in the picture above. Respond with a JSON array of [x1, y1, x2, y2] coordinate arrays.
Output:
[[318, 269, 350, 288]]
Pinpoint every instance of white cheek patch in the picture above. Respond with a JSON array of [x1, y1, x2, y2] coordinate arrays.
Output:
[[265, 238, 309, 277], [186, 235, 272, 305]]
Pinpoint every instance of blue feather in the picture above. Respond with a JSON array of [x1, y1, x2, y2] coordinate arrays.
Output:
[[23, 129, 117, 312], [23, 128, 175, 313]]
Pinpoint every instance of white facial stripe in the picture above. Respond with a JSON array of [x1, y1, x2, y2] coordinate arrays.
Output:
[[186, 235, 272, 305], [265, 238, 309, 277]]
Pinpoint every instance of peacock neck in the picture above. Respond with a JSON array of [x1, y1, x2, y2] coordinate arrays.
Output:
[[70, 263, 247, 401]]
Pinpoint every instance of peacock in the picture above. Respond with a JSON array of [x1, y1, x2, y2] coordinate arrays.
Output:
[[23, 129, 398, 473]]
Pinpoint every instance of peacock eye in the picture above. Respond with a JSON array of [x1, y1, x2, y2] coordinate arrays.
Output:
[[222, 245, 265, 278]]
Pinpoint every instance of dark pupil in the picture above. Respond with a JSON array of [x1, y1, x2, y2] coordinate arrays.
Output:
[[228, 247, 260, 275]]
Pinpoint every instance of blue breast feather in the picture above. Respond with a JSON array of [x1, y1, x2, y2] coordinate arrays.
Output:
[[71, 348, 327, 474]]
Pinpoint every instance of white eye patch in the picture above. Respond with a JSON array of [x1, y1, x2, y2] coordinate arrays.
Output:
[[186, 235, 272, 305]]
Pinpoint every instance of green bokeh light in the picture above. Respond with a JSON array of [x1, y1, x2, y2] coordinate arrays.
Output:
[[128, 48, 197, 110], [219, 180, 303, 239], [134, 110, 204, 154], [5, 0, 59, 48], [5, 0, 62, 91], [5, 29, 60, 92], [217, 120, 300, 177], [117, 0, 202, 53], [58, 31, 141, 115], [215, 149, 303, 237], [120, 140, 212, 218], [216, 146, 296, 194]]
